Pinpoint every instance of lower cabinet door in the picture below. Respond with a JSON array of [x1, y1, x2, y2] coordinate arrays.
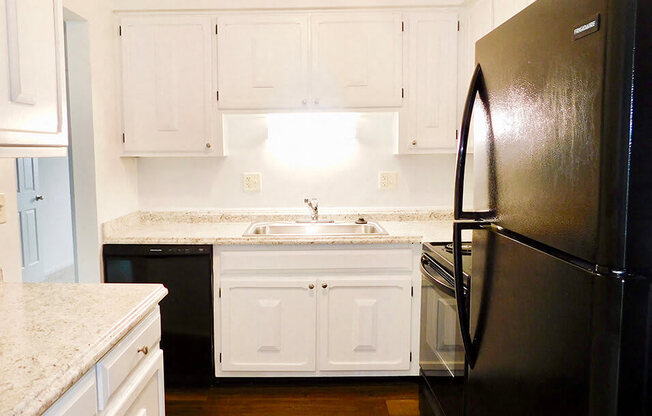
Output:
[[220, 278, 317, 372], [123, 359, 165, 416], [318, 277, 412, 371]]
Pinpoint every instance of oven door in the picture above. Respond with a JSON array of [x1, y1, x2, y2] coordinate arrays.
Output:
[[420, 254, 465, 378]]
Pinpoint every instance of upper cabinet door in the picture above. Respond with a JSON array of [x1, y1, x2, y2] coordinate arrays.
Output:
[[217, 14, 309, 110], [0, 0, 66, 148], [310, 12, 403, 108], [120, 16, 215, 155], [405, 12, 458, 152]]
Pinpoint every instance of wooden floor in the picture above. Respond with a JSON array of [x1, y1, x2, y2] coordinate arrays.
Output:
[[166, 379, 428, 416]]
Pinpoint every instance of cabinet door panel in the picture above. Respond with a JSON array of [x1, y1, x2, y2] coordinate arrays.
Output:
[[0, 0, 64, 144], [220, 278, 316, 372], [311, 12, 403, 108], [217, 14, 308, 109], [120, 16, 213, 154], [407, 13, 458, 152], [318, 277, 411, 371]]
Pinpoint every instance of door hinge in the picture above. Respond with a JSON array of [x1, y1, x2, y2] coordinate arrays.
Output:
[[410, 352, 412, 362], [411, 286, 414, 296], [219, 353, 222, 363], [119, 25, 122, 36], [401, 88, 405, 99], [215, 24, 218, 35], [402, 21, 405, 32], [219, 287, 221, 297], [457, 21, 460, 31], [456, 129, 459, 141], [121, 133, 125, 143], [216, 90, 220, 101]]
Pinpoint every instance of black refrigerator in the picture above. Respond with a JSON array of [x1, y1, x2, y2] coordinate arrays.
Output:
[[452, 0, 651, 415]]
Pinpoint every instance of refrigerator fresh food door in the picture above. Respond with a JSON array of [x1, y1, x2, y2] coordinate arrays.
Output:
[[472, 0, 613, 265]]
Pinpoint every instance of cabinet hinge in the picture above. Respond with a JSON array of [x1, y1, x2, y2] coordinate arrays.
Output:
[[410, 352, 413, 362], [215, 24, 218, 35], [219, 353, 222, 363], [402, 21, 405, 32], [119, 25, 122, 36], [456, 129, 459, 141], [401, 88, 405, 99], [216, 90, 220, 101], [411, 286, 414, 297], [121, 133, 125, 143], [219, 287, 221, 298], [457, 21, 460, 31]]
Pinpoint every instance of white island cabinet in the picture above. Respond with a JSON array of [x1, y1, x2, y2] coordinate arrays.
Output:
[[214, 244, 421, 377], [43, 308, 165, 416]]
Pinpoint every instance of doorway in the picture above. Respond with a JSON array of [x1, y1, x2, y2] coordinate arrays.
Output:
[[16, 157, 76, 283]]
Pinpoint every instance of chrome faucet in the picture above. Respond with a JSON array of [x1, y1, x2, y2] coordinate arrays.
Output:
[[304, 198, 319, 221]]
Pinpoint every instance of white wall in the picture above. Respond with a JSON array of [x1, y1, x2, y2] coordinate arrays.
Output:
[[37, 157, 75, 278], [138, 113, 473, 210], [0, 159, 22, 282]]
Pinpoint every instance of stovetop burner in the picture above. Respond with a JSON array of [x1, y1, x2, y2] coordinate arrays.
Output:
[[444, 243, 472, 255]]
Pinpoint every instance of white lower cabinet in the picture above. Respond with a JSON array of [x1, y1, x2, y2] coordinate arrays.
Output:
[[216, 245, 420, 377], [44, 308, 165, 416], [220, 278, 317, 372], [318, 278, 412, 371]]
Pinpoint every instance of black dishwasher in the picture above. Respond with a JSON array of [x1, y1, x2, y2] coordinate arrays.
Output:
[[103, 244, 214, 386]]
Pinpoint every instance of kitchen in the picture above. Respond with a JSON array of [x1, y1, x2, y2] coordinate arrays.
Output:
[[0, 0, 649, 415]]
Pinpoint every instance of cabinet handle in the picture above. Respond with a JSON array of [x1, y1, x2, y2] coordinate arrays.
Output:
[[137, 346, 149, 355], [308, 283, 315, 289], [322, 283, 328, 289], [35, 195, 44, 201]]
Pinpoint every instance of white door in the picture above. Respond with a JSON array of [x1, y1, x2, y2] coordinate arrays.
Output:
[[310, 12, 403, 108], [220, 278, 317, 372], [405, 12, 459, 152], [0, 0, 65, 146], [318, 277, 412, 371], [217, 14, 309, 109], [123, 353, 165, 416], [119, 15, 214, 154], [16, 158, 44, 282]]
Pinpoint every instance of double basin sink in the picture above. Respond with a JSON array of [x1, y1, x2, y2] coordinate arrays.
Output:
[[243, 221, 388, 237]]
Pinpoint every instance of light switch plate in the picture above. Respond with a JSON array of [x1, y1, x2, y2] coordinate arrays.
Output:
[[243, 173, 262, 192], [379, 172, 398, 190], [0, 193, 6, 224]]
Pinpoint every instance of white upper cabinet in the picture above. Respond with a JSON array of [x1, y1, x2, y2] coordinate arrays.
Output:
[[119, 15, 219, 156], [310, 12, 403, 108], [0, 0, 67, 152], [402, 12, 458, 153], [217, 14, 309, 110]]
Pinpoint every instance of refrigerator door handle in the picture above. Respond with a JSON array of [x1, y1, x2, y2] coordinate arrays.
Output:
[[455, 64, 493, 221], [453, 221, 491, 369]]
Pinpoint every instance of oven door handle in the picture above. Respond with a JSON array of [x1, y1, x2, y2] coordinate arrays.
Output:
[[420, 255, 456, 297]]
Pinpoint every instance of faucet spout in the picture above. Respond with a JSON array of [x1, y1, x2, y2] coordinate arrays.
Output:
[[304, 198, 319, 221]]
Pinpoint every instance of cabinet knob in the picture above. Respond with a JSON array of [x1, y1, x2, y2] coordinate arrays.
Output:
[[137, 346, 149, 355], [314, 98, 320, 105], [35, 195, 44, 201], [205, 142, 212, 149], [411, 139, 417, 146], [322, 283, 328, 289], [308, 283, 315, 289]]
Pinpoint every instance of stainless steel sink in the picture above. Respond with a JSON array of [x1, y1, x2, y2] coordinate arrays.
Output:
[[243, 221, 388, 237]]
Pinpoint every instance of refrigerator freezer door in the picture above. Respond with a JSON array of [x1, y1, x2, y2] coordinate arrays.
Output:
[[468, 228, 596, 415], [473, 0, 608, 264]]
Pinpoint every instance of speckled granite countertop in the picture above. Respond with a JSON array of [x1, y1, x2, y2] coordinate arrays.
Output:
[[102, 209, 456, 245], [0, 283, 168, 416]]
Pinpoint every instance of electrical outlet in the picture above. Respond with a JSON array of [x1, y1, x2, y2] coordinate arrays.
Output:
[[0, 193, 6, 224], [242, 173, 262, 192], [379, 171, 398, 190]]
